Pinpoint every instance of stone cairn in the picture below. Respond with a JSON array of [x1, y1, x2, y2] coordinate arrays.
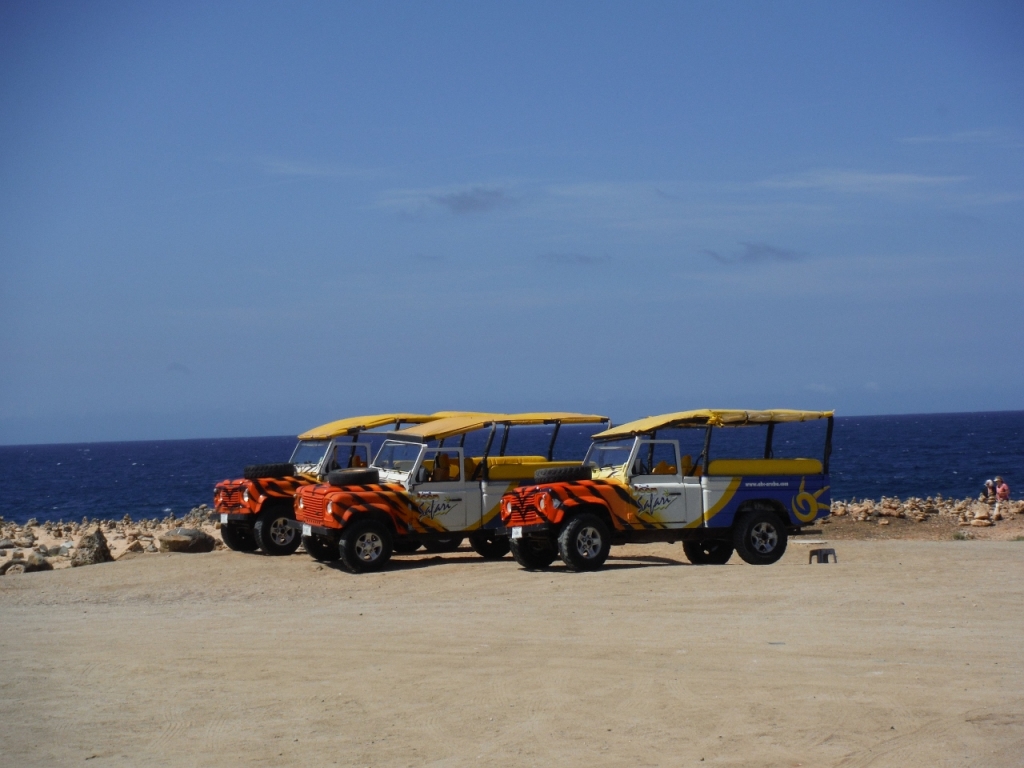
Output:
[[0, 504, 220, 570], [829, 495, 1024, 527]]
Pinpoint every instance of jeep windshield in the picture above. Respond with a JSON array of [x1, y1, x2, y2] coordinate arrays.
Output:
[[584, 439, 634, 469], [372, 440, 423, 473], [290, 439, 331, 466]]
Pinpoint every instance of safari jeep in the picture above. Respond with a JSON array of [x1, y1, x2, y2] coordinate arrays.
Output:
[[213, 413, 455, 555], [291, 412, 609, 572], [499, 409, 833, 571]]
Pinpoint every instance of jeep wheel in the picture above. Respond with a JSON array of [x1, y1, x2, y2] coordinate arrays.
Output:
[[558, 513, 611, 571], [392, 538, 423, 554], [338, 520, 393, 573], [220, 523, 258, 552], [469, 530, 510, 559], [510, 536, 558, 570], [733, 510, 788, 565], [423, 535, 463, 553], [683, 539, 734, 565], [302, 535, 338, 561], [253, 507, 302, 556], [0, 560, 31, 575]]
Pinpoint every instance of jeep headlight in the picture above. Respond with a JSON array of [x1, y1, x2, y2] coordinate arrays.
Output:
[[327, 501, 334, 516], [242, 489, 249, 502], [298, 497, 304, 510]]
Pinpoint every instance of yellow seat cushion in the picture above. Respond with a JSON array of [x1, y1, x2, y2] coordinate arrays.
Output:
[[486, 460, 578, 481], [707, 458, 823, 476], [486, 456, 546, 466]]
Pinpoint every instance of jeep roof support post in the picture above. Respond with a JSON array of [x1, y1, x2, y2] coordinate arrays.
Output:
[[474, 423, 498, 480], [546, 422, 561, 461], [701, 425, 713, 475], [764, 423, 775, 459], [824, 415, 834, 474], [498, 423, 511, 457]]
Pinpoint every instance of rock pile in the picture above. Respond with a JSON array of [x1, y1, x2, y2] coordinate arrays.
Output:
[[830, 495, 1024, 527], [0, 505, 221, 574]]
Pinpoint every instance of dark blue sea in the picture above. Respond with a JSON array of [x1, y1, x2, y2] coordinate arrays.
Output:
[[0, 411, 1021, 525]]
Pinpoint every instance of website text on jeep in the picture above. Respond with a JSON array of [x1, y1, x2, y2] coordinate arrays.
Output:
[[291, 412, 609, 572], [498, 409, 833, 570]]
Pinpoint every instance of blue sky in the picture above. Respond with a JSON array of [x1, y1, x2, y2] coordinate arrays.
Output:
[[1, 1, 1022, 444]]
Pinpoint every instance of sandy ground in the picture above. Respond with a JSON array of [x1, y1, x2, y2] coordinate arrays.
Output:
[[2, 539, 1023, 767]]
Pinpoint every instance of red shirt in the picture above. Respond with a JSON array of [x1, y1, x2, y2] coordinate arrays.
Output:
[[996, 482, 1010, 501]]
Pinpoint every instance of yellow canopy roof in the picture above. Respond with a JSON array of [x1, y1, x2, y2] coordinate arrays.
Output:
[[298, 413, 441, 440], [594, 409, 834, 440], [389, 412, 609, 442]]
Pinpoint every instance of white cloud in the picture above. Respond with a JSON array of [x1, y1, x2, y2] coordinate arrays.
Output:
[[758, 169, 968, 194], [900, 129, 1023, 148]]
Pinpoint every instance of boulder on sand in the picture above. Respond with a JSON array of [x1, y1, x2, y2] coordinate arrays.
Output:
[[158, 528, 216, 554], [71, 528, 115, 567]]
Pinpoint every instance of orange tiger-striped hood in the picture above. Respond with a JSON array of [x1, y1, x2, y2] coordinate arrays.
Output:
[[294, 482, 450, 535], [501, 479, 651, 532], [214, 475, 319, 514]]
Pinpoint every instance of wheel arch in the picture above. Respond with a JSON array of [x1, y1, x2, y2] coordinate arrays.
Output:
[[734, 498, 789, 528], [561, 501, 614, 532]]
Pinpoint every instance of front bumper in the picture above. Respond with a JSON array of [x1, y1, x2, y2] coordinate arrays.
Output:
[[217, 511, 254, 523], [285, 519, 335, 537], [495, 522, 553, 538]]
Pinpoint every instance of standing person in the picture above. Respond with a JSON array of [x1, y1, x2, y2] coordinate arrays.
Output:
[[994, 477, 1010, 518], [982, 479, 995, 502]]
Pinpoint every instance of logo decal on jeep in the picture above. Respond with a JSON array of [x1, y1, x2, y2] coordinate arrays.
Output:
[[635, 491, 675, 517], [791, 478, 830, 523], [415, 494, 459, 520]]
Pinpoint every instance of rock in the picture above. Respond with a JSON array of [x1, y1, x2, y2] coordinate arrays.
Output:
[[970, 519, 993, 527], [0, 538, 15, 550], [24, 551, 52, 571], [14, 536, 35, 548], [0, 549, 6, 558], [71, 528, 115, 567], [123, 540, 144, 553], [158, 528, 216, 554], [878, 519, 890, 526], [145, 543, 158, 553]]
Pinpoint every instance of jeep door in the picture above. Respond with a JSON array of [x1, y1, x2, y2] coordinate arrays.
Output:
[[410, 448, 481, 532], [628, 440, 697, 527]]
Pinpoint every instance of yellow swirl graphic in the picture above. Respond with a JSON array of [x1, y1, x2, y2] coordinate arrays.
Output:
[[791, 478, 830, 523]]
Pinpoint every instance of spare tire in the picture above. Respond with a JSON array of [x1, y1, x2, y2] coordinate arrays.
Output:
[[327, 468, 380, 487], [533, 465, 593, 484], [244, 463, 296, 480]]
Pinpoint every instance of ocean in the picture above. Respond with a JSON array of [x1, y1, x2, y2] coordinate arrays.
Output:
[[0, 411, 1021, 525]]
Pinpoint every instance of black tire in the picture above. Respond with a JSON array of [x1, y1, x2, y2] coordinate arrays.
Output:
[[0, 560, 33, 575], [243, 463, 295, 480], [510, 536, 558, 570], [220, 522, 258, 552], [469, 530, 511, 559], [423, 535, 463, 553], [557, 513, 612, 571], [533, 465, 593, 483], [338, 520, 393, 573], [732, 510, 788, 565], [302, 535, 338, 561], [327, 468, 380, 487], [392, 538, 423, 554], [252, 506, 301, 556], [683, 539, 734, 565]]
